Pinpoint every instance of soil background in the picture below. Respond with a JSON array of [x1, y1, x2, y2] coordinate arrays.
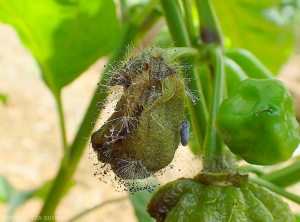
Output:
[[0, 23, 300, 222]]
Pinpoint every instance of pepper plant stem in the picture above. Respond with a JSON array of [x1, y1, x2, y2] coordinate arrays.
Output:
[[196, 0, 232, 171], [160, 0, 208, 151], [55, 93, 68, 158], [36, 1, 159, 219], [260, 158, 300, 188], [181, 0, 196, 46], [203, 47, 226, 172], [195, 0, 223, 45]]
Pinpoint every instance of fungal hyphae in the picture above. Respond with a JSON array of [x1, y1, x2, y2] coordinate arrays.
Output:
[[91, 44, 198, 192]]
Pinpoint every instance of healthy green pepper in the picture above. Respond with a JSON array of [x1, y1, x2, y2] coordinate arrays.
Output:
[[214, 78, 300, 165], [147, 173, 296, 221]]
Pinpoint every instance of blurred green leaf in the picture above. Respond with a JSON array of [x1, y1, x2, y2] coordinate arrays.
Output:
[[0, 175, 73, 216], [0, 0, 119, 93], [129, 1, 162, 38], [213, 0, 296, 74], [296, 214, 300, 222], [0, 176, 15, 203], [8, 189, 36, 216], [0, 176, 35, 215], [129, 189, 155, 222], [0, 93, 8, 104]]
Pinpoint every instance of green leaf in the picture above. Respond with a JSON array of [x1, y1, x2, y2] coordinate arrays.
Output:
[[0, 175, 73, 216], [0, 93, 8, 104], [0, 176, 35, 215], [0, 176, 15, 203], [8, 189, 36, 216], [129, 189, 155, 222], [0, 0, 120, 93], [296, 214, 300, 222], [213, 0, 296, 74]]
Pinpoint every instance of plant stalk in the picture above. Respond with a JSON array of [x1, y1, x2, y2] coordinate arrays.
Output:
[[195, 0, 223, 45], [36, 1, 159, 220], [55, 93, 68, 158], [181, 0, 196, 46], [251, 177, 300, 204], [202, 47, 226, 172], [160, 0, 208, 152], [260, 159, 300, 188]]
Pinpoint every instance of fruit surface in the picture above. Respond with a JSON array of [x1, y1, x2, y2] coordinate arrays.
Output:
[[214, 78, 300, 165]]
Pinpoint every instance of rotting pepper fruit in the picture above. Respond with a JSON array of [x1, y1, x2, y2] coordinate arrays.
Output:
[[91, 47, 188, 180], [147, 173, 296, 222], [214, 78, 300, 165]]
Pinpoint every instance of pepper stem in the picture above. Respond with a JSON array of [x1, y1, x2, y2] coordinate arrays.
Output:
[[196, 0, 235, 172], [202, 47, 228, 172], [195, 0, 223, 46], [160, 0, 208, 152]]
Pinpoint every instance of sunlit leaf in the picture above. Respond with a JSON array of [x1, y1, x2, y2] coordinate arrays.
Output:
[[0, 0, 120, 93], [213, 0, 296, 74]]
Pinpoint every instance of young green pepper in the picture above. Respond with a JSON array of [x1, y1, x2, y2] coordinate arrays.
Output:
[[214, 78, 300, 165], [147, 173, 296, 221]]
